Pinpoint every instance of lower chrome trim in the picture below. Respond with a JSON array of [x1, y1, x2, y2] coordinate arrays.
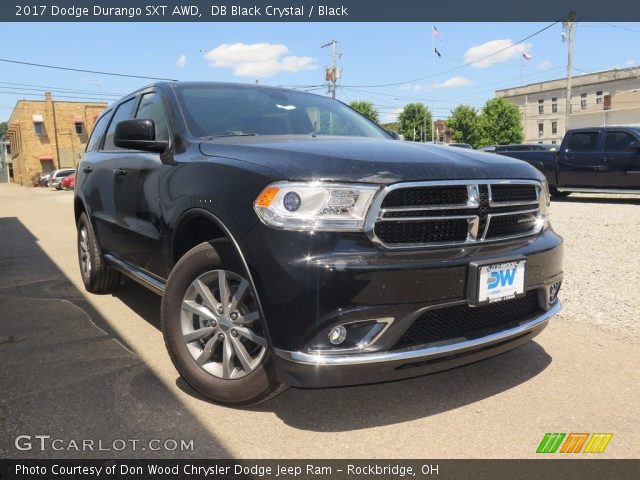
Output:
[[104, 253, 166, 295], [274, 301, 560, 366], [556, 187, 640, 194]]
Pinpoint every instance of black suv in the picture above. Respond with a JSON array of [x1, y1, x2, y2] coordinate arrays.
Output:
[[75, 82, 563, 405]]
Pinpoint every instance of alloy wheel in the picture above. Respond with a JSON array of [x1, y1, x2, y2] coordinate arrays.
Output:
[[79, 226, 91, 280], [180, 270, 267, 379]]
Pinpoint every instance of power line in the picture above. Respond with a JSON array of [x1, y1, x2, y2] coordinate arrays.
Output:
[[0, 81, 125, 97], [580, 20, 640, 35], [0, 90, 111, 102], [340, 20, 562, 89], [0, 85, 120, 100], [0, 57, 176, 81]]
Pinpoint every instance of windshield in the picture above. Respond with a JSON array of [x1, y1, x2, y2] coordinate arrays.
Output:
[[175, 84, 389, 139]]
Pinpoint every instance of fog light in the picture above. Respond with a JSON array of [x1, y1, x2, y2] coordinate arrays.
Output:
[[328, 325, 347, 345], [549, 281, 561, 304]]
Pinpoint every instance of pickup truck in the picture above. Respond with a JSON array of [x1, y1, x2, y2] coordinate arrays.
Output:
[[496, 127, 640, 197], [74, 81, 563, 405]]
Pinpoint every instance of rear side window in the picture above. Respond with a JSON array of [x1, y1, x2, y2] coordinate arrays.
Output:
[[86, 113, 110, 152], [604, 131, 637, 152], [102, 98, 137, 150], [135, 92, 169, 142], [567, 132, 599, 152]]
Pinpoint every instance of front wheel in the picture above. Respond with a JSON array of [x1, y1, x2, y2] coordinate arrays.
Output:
[[161, 241, 284, 405]]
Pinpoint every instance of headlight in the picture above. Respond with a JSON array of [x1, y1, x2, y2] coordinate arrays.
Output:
[[254, 181, 380, 231]]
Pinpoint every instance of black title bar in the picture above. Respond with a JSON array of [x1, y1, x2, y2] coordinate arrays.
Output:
[[3, 0, 640, 22], [1, 459, 639, 480]]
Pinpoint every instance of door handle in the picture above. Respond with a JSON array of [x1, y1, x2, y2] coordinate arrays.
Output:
[[113, 167, 127, 177], [83, 166, 93, 173]]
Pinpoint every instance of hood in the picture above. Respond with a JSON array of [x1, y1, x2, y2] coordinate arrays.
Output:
[[199, 136, 543, 184]]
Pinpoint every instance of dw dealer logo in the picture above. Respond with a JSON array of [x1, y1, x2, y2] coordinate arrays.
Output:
[[487, 268, 516, 289], [536, 432, 613, 454]]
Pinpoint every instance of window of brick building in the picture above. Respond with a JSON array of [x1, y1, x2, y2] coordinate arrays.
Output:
[[551, 97, 558, 113], [34, 123, 43, 135], [551, 121, 557, 135], [538, 99, 544, 114], [538, 122, 544, 136], [580, 93, 587, 110], [74, 122, 84, 134]]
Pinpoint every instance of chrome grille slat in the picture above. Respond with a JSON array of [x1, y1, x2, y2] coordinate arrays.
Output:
[[365, 180, 542, 249]]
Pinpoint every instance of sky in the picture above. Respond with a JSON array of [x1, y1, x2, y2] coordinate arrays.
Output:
[[1, 21, 639, 124]]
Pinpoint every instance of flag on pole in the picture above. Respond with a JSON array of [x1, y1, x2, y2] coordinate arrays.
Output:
[[434, 47, 442, 57], [522, 52, 533, 60], [432, 26, 441, 39]]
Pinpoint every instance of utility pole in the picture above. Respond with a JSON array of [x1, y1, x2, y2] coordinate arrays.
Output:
[[322, 40, 341, 99], [563, 11, 576, 134], [431, 27, 435, 142]]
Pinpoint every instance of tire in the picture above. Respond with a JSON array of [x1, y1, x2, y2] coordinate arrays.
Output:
[[550, 187, 570, 198], [77, 212, 120, 293], [161, 240, 284, 406]]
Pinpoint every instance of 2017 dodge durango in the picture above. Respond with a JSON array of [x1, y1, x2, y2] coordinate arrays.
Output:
[[74, 82, 563, 405]]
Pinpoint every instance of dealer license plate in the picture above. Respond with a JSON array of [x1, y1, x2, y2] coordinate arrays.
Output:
[[477, 260, 526, 304]]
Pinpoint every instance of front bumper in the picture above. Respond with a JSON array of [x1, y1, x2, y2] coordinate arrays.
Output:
[[239, 225, 563, 388], [273, 301, 558, 388]]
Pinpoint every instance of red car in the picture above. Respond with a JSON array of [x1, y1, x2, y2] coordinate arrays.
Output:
[[61, 173, 75, 190]]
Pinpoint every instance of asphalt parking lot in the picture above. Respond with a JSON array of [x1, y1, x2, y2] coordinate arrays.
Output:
[[0, 184, 638, 459]]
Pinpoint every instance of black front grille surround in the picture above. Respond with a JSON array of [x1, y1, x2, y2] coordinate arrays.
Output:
[[392, 290, 542, 350], [366, 180, 543, 248]]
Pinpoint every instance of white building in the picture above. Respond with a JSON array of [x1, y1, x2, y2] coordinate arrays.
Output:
[[496, 67, 640, 144]]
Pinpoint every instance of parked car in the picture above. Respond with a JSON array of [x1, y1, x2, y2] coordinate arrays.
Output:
[[496, 127, 640, 197], [33, 173, 51, 187], [495, 144, 557, 153], [75, 82, 563, 405], [47, 168, 75, 189], [61, 173, 76, 190], [33, 173, 50, 187]]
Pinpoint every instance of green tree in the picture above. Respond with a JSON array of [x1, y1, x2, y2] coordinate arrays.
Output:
[[477, 97, 523, 147], [349, 100, 379, 123], [0, 122, 7, 138], [398, 103, 432, 142], [446, 105, 480, 148]]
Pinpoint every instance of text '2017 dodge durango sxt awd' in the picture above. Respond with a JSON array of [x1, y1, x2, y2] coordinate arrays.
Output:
[[74, 82, 563, 405]]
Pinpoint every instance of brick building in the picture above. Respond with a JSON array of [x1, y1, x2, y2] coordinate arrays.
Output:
[[4, 92, 107, 185]]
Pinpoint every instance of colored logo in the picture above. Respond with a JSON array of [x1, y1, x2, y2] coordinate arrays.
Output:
[[487, 268, 516, 289], [536, 433, 613, 454]]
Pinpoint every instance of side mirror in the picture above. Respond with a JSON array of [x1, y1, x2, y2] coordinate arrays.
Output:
[[629, 141, 640, 151], [114, 119, 168, 153]]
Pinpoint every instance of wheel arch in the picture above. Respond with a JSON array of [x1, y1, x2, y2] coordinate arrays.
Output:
[[170, 208, 273, 345], [74, 196, 86, 225]]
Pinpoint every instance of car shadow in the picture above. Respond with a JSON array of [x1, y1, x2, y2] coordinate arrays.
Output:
[[104, 247, 553, 432], [0, 217, 232, 458], [245, 342, 551, 432], [112, 279, 162, 331]]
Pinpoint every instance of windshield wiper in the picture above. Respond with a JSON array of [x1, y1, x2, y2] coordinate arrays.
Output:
[[204, 132, 259, 139]]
